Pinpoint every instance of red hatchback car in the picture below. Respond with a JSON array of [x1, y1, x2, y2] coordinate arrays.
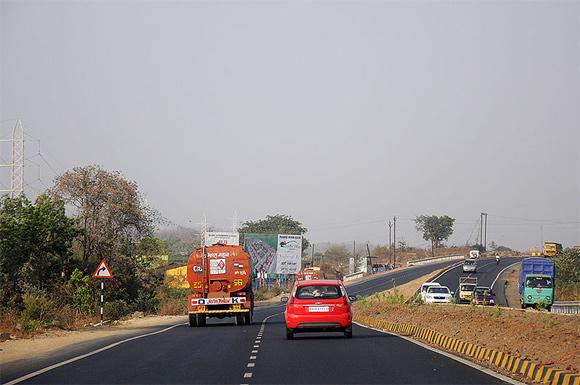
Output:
[[283, 279, 355, 339]]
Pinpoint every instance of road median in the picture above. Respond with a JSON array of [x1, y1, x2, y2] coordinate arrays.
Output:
[[353, 301, 579, 385]]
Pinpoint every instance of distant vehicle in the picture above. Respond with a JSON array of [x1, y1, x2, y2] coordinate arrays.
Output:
[[463, 259, 477, 273], [469, 250, 480, 259], [424, 286, 454, 304], [420, 282, 441, 302], [458, 277, 478, 303], [543, 242, 562, 257], [296, 267, 325, 281], [519, 258, 555, 310], [472, 286, 495, 306], [283, 279, 355, 339], [372, 264, 388, 273], [186, 244, 254, 327]]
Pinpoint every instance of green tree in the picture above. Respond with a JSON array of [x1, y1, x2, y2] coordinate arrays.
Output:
[[138, 237, 168, 256], [238, 214, 309, 252], [50, 165, 156, 266], [0, 194, 78, 305], [414, 215, 455, 256], [51, 165, 159, 305]]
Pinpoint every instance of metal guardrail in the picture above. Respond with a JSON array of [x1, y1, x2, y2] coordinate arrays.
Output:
[[551, 301, 580, 314], [343, 271, 365, 282], [407, 255, 464, 267]]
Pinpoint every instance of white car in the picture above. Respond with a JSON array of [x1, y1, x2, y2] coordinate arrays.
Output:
[[424, 286, 454, 304], [420, 282, 441, 302], [463, 259, 477, 273]]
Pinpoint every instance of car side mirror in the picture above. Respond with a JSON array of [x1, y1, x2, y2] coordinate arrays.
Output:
[[451, 291, 455, 295], [348, 295, 357, 302], [280, 296, 289, 304]]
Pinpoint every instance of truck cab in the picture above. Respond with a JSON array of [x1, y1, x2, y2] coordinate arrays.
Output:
[[519, 257, 555, 310], [522, 274, 554, 309], [458, 277, 477, 303]]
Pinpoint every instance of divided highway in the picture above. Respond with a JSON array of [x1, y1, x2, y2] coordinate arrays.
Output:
[[431, 257, 522, 306], [4, 260, 515, 385]]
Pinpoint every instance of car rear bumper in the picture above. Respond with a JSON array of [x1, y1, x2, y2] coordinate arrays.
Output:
[[285, 312, 352, 330]]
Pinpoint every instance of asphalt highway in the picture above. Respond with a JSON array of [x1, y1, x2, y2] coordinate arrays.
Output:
[[4, 260, 515, 385], [431, 257, 523, 306]]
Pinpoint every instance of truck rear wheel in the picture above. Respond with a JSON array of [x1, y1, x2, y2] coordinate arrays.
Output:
[[197, 314, 206, 327], [189, 314, 198, 327], [235, 314, 245, 325], [243, 311, 252, 325]]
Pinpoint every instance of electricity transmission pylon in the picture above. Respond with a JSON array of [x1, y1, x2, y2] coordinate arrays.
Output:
[[0, 120, 24, 197]]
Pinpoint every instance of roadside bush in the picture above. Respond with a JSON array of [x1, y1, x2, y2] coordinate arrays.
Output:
[[20, 291, 54, 332], [254, 285, 283, 301], [66, 269, 94, 315], [52, 304, 78, 329], [156, 287, 188, 316], [134, 289, 159, 315], [104, 299, 130, 320], [554, 248, 580, 300]]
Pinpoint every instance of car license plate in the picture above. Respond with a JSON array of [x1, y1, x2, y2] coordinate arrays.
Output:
[[308, 306, 330, 312]]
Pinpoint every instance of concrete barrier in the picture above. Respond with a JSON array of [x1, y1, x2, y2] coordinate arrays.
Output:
[[551, 301, 580, 315], [343, 271, 365, 282], [407, 255, 464, 267]]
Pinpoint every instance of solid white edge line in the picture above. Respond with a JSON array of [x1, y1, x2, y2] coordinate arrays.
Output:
[[353, 321, 524, 385], [4, 322, 187, 385], [491, 262, 520, 291]]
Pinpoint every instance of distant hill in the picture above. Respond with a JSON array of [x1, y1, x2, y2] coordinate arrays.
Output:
[[155, 225, 199, 263]]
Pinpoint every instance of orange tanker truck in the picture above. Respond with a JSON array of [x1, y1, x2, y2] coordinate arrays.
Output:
[[296, 266, 325, 281], [186, 244, 254, 327]]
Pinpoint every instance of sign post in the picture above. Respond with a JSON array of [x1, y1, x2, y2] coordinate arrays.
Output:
[[92, 259, 113, 325]]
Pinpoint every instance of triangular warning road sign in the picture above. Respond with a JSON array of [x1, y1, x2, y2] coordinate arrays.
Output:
[[92, 259, 113, 279]]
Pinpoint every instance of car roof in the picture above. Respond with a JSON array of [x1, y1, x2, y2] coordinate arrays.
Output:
[[475, 286, 491, 290], [294, 279, 342, 287], [422, 282, 441, 286], [428, 285, 450, 290]]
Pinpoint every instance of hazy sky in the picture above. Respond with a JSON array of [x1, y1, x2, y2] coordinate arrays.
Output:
[[1, 0, 578, 250]]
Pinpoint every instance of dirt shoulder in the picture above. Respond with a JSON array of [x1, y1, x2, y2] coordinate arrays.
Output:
[[0, 315, 186, 366]]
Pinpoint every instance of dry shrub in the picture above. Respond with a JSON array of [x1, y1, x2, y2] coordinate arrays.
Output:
[[157, 299, 187, 316], [52, 304, 78, 329], [0, 307, 21, 336]]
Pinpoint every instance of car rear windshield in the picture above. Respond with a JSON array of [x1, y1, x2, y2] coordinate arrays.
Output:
[[464, 260, 475, 265], [295, 285, 342, 299], [525, 277, 553, 288], [428, 287, 450, 294], [475, 288, 492, 295]]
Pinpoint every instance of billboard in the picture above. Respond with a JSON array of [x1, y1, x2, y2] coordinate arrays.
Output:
[[275, 234, 302, 274], [205, 232, 239, 247], [243, 233, 302, 274]]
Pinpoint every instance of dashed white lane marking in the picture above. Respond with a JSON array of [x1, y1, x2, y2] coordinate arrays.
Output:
[[240, 312, 283, 384]]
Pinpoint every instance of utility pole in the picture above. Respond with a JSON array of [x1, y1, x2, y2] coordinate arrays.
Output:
[[0, 120, 24, 197], [388, 220, 392, 266], [480, 212, 488, 251], [393, 216, 396, 268], [484, 213, 488, 251], [311, 244, 315, 266]]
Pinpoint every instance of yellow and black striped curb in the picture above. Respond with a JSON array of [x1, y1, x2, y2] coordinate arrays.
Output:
[[354, 315, 579, 385]]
